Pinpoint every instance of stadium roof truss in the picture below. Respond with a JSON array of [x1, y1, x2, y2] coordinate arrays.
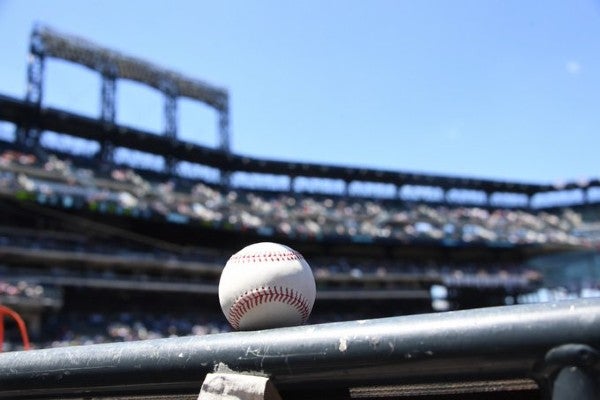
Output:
[[21, 24, 230, 167]]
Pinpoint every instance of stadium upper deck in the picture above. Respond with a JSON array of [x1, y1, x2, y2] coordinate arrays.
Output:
[[3, 92, 599, 207], [2, 24, 599, 209], [0, 145, 592, 250]]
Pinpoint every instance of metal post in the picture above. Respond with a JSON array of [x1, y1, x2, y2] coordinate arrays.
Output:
[[552, 366, 600, 400], [199, 373, 282, 400], [0, 305, 31, 352], [17, 25, 45, 149], [26, 27, 45, 105], [218, 103, 230, 154], [100, 72, 116, 124], [162, 81, 178, 176], [341, 180, 349, 198], [528, 193, 535, 209], [218, 103, 231, 188], [533, 343, 600, 400], [99, 65, 117, 166], [164, 92, 177, 141]]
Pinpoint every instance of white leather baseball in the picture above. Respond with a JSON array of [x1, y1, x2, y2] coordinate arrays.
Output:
[[219, 242, 316, 330]]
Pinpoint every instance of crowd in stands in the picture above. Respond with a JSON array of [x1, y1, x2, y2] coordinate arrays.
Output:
[[5, 281, 597, 351], [1, 312, 230, 351], [40, 311, 230, 348], [0, 149, 592, 247], [0, 280, 46, 302], [2, 308, 387, 351], [0, 225, 542, 292], [310, 257, 541, 290], [0, 148, 597, 352], [0, 277, 63, 311], [1, 301, 377, 350]]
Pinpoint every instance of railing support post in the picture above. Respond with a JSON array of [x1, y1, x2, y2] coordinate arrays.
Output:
[[199, 373, 282, 400], [533, 343, 600, 400], [552, 366, 600, 400]]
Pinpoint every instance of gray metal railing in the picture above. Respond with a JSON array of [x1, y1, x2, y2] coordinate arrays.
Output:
[[0, 299, 599, 399]]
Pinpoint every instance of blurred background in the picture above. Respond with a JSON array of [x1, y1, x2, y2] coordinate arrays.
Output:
[[1, 0, 600, 351]]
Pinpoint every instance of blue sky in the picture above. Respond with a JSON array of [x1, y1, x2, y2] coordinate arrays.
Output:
[[1, 0, 600, 185]]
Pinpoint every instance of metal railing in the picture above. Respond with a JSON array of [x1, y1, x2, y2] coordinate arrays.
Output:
[[0, 305, 30, 352], [0, 299, 598, 399]]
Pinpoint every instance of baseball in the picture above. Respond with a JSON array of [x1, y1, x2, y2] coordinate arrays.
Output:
[[218, 242, 316, 330]]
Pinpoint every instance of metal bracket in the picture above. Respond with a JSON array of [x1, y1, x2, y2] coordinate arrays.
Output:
[[533, 343, 600, 400], [198, 373, 282, 400]]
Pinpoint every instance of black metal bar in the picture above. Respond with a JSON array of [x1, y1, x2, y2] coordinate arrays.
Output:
[[0, 299, 599, 398]]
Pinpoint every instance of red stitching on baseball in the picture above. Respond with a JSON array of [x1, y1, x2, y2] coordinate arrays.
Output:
[[229, 251, 304, 264], [228, 286, 311, 330]]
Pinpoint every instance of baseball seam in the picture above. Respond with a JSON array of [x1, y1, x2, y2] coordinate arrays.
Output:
[[228, 251, 304, 264], [228, 286, 311, 330]]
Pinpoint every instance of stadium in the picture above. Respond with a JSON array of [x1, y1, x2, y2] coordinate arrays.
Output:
[[0, 22, 599, 399]]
